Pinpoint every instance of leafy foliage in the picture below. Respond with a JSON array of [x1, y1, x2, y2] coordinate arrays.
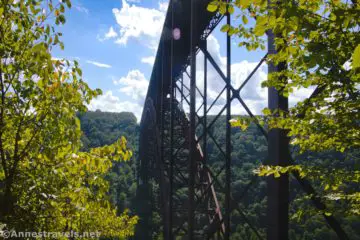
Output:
[[209, 0, 360, 216], [0, 0, 137, 238]]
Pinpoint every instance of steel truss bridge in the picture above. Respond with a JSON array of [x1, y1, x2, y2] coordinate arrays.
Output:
[[135, 0, 350, 239]]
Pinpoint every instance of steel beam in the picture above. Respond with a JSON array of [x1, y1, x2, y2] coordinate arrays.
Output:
[[203, 38, 207, 177], [168, 1, 175, 239], [188, 0, 197, 238], [225, 9, 231, 240], [266, 15, 289, 240]]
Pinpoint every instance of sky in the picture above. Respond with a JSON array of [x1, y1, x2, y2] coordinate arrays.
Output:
[[53, 0, 312, 122]]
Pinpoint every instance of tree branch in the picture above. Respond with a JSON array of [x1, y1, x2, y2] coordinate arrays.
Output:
[[0, 65, 8, 178]]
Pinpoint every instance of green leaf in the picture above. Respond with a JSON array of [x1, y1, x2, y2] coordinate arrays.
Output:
[[45, 26, 50, 35], [54, 34, 59, 45], [262, 108, 271, 115], [58, 15, 66, 24], [228, 26, 238, 36], [65, 0, 72, 8], [219, 3, 226, 14], [228, 5, 235, 14], [240, 0, 251, 9], [60, 4, 65, 13], [220, 24, 230, 32], [324, 212, 332, 217], [254, 22, 266, 36], [352, 44, 360, 69], [242, 15, 248, 24], [207, 2, 218, 12], [343, 16, 351, 29], [76, 68, 82, 76]]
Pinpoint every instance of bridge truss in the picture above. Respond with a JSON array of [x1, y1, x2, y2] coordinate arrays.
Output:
[[136, 0, 350, 239]]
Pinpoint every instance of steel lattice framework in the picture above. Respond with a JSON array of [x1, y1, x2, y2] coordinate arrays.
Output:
[[136, 0, 350, 239]]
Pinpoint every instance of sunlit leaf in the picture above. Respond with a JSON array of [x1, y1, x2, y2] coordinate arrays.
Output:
[[207, 2, 218, 12], [353, 44, 360, 69]]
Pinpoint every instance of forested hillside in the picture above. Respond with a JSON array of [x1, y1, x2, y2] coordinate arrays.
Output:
[[79, 111, 360, 239], [78, 111, 139, 215]]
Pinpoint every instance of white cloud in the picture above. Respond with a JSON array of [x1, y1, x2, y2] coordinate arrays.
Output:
[[231, 61, 267, 101], [98, 27, 118, 42], [105, 26, 118, 39], [289, 87, 315, 107], [89, 69, 150, 122], [111, 0, 166, 50], [88, 91, 142, 121], [158, 1, 168, 12], [113, 69, 149, 103], [75, 5, 89, 14], [141, 56, 155, 65], [86, 60, 112, 68]]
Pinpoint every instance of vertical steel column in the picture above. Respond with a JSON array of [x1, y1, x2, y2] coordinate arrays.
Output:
[[188, 0, 197, 238], [159, 37, 169, 239], [135, 129, 152, 240], [225, 8, 232, 240], [203, 39, 207, 168], [168, 1, 174, 239], [267, 1, 289, 238], [202, 39, 209, 222]]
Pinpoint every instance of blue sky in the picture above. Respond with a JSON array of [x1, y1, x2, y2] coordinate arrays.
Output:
[[53, 0, 310, 121]]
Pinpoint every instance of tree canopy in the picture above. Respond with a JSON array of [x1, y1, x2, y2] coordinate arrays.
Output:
[[0, 0, 137, 238]]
